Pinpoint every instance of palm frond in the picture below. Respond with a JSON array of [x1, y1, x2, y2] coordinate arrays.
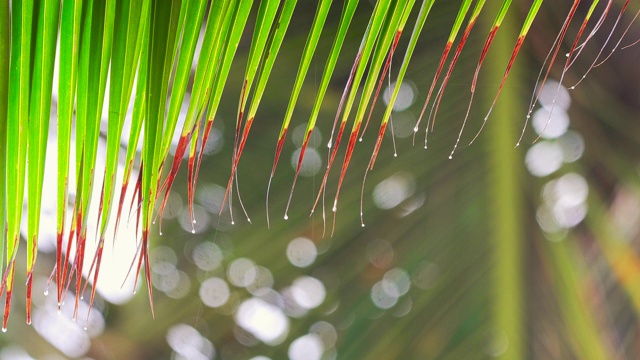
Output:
[[1, 3, 639, 360]]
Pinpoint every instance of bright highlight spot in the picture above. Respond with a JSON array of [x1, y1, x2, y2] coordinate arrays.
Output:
[[192, 241, 224, 271], [227, 258, 258, 288], [235, 298, 289, 345], [291, 147, 322, 177], [199, 277, 230, 308], [383, 81, 416, 112], [525, 141, 563, 177], [373, 172, 416, 210], [288, 334, 324, 360], [286, 237, 318, 268], [532, 108, 569, 139], [291, 276, 326, 310]]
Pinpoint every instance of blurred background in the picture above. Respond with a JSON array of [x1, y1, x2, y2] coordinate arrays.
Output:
[[2, 1, 640, 359]]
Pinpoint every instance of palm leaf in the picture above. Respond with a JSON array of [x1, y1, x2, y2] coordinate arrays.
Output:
[[0, 6, 638, 360], [3, 0, 34, 330], [26, 0, 60, 325]]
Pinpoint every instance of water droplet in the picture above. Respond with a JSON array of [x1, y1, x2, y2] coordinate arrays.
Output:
[[448, 155, 452, 160], [231, 221, 235, 225], [394, 153, 397, 157], [80, 296, 84, 300], [327, 141, 332, 148], [361, 223, 365, 227], [192, 219, 197, 224], [414, 126, 419, 132], [159, 231, 163, 236], [359, 138, 363, 142], [284, 214, 289, 220], [2, 327, 7, 333], [57, 309, 62, 315], [83, 326, 88, 331], [565, 53, 569, 57], [26, 319, 31, 325], [191, 229, 196, 234], [569, 86, 575, 90], [44, 289, 49, 296], [152, 221, 156, 225], [133, 290, 137, 295]]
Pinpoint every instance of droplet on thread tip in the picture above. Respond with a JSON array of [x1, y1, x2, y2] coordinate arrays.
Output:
[[191, 229, 195, 234], [284, 214, 289, 220], [44, 289, 49, 296], [448, 155, 452, 160], [2, 327, 7, 333]]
